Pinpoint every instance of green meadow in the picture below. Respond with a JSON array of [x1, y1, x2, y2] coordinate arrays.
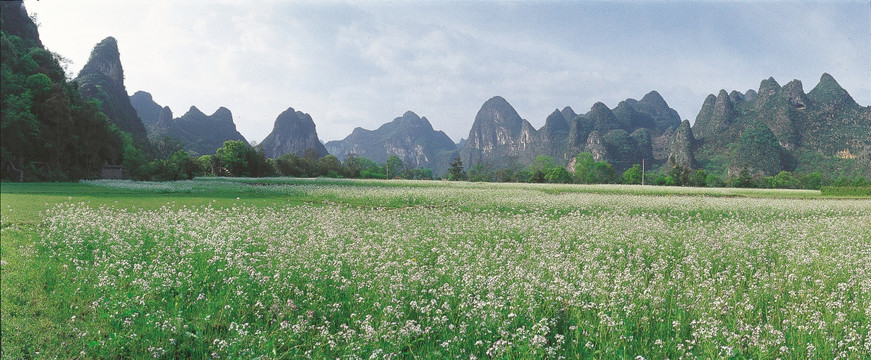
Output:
[[2, 179, 869, 359]]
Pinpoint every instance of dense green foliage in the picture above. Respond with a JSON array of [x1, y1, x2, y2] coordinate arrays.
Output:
[[1, 27, 127, 181], [732, 122, 784, 175]]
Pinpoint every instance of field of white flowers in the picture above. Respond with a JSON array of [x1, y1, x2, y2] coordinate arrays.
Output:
[[16, 180, 871, 358]]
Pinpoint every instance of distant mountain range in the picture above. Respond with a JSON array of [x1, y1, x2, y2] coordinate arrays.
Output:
[[123, 73, 871, 179], [65, 12, 868, 179], [129, 91, 247, 156], [325, 111, 458, 176], [460, 91, 682, 174], [454, 75, 869, 178], [690, 74, 870, 177]]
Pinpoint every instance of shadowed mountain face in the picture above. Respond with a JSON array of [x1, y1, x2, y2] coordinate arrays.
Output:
[[129, 91, 163, 130], [75, 37, 147, 139], [153, 106, 248, 156], [690, 73, 871, 177], [259, 107, 329, 159], [325, 111, 458, 176], [130, 91, 248, 156]]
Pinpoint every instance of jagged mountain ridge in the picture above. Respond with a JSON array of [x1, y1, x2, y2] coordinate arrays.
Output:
[[259, 107, 329, 159], [460, 91, 681, 172], [129, 91, 248, 155], [153, 106, 248, 156], [689, 73, 871, 177], [324, 111, 458, 176]]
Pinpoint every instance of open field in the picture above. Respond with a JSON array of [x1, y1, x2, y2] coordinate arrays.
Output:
[[2, 179, 870, 359]]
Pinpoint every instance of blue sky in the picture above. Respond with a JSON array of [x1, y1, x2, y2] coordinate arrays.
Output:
[[25, 0, 871, 143]]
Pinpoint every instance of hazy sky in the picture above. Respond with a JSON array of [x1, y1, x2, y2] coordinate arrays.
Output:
[[24, 0, 871, 143]]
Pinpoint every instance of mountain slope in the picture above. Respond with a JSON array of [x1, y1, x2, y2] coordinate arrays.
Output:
[[259, 107, 329, 158], [149, 106, 248, 156], [325, 111, 457, 176], [691, 74, 871, 177], [460, 96, 538, 168], [1, 1, 125, 180], [129, 91, 162, 130]]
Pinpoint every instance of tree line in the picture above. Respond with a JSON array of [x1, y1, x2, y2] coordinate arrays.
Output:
[[445, 152, 868, 190], [132, 140, 436, 181]]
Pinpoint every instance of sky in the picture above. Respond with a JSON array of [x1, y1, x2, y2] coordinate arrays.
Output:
[[24, 0, 871, 144]]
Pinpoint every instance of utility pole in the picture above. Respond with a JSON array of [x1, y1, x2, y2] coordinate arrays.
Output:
[[642, 159, 645, 186]]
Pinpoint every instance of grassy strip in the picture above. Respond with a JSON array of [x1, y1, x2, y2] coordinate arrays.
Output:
[[820, 186, 871, 197]]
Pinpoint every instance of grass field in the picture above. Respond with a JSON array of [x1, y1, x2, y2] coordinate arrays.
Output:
[[2, 179, 870, 359]]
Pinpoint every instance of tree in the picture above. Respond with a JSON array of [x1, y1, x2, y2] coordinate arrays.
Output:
[[316, 155, 343, 177], [771, 170, 797, 189], [573, 152, 595, 184], [800, 171, 822, 190], [668, 156, 691, 186], [152, 135, 185, 159], [198, 155, 218, 176], [589, 162, 616, 184], [689, 169, 708, 187], [386, 154, 404, 179], [705, 173, 725, 188], [402, 168, 433, 180], [469, 163, 495, 182], [733, 165, 754, 188], [244, 146, 274, 177], [447, 156, 466, 181], [544, 166, 572, 183], [216, 140, 248, 176], [342, 153, 363, 178], [621, 164, 642, 185], [529, 155, 556, 173]]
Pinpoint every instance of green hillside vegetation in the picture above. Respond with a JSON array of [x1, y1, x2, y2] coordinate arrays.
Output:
[[1, 5, 128, 181]]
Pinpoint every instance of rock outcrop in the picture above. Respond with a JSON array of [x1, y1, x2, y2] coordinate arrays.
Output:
[[460, 96, 538, 167], [668, 120, 697, 169], [75, 37, 147, 139], [259, 107, 329, 158]]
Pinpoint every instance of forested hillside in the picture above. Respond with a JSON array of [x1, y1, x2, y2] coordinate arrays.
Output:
[[1, 1, 128, 181]]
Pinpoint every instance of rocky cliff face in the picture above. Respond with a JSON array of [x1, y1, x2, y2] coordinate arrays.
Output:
[[149, 106, 248, 156], [692, 90, 736, 142], [668, 120, 697, 169], [537, 109, 571, 160], [324, 111, 458, 176], [461, 92, 684, 173], [0, 1, 42, 47], [75, 37, 147, 139], [460, 96, 538, 167], [259, 107, 329, 159]]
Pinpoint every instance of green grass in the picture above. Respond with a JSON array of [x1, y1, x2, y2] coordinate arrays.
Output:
[[2, 179, 869, 359]]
